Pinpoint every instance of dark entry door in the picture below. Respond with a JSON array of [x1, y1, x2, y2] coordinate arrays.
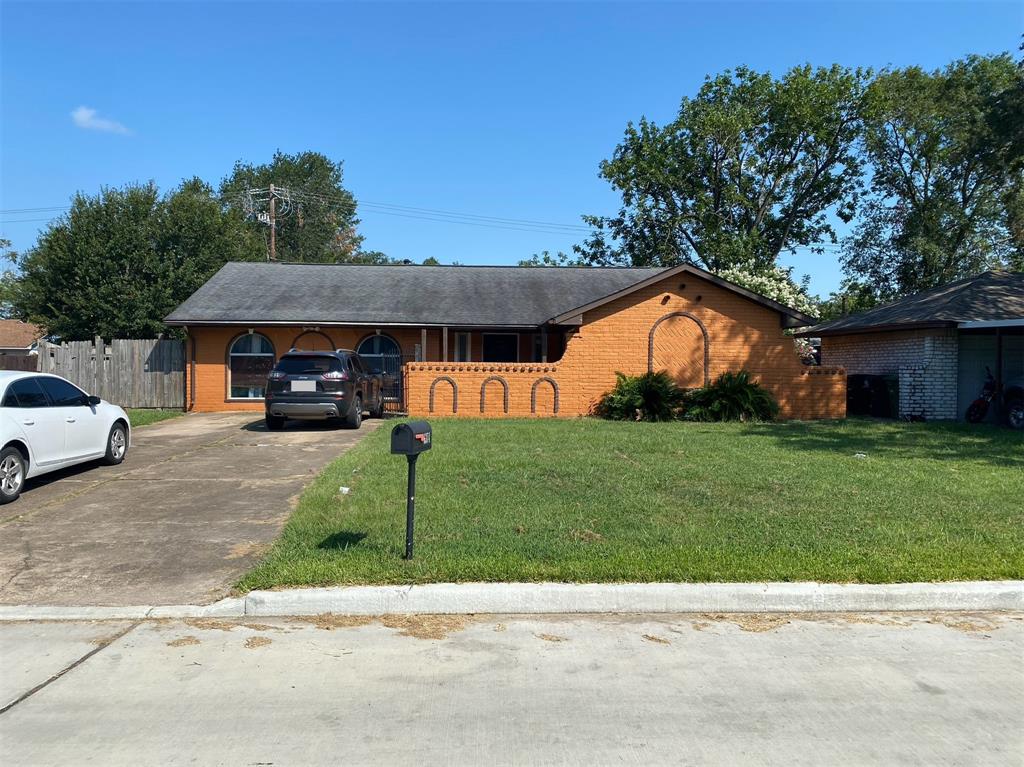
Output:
[[483, 333, 518, 362]]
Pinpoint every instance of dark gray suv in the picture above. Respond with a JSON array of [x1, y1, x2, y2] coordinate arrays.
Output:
[[264, 350, 384, 430]]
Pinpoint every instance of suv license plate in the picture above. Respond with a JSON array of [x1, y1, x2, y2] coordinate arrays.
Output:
[[290, 380, 317, 392]]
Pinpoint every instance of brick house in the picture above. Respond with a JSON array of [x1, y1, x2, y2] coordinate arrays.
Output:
[[798, 271, 1024, 422], [165, 262, 846, 420]]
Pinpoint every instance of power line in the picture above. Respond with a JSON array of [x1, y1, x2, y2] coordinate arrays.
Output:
[[287, 189, 593, 232], [1, 194, 597, 236], [281, 189, 595, 235], [0, 196, 852, 251], [0, 206, 70, 214]]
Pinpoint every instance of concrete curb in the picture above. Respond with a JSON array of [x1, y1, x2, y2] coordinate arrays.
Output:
[[1, 581, 1021, 620]]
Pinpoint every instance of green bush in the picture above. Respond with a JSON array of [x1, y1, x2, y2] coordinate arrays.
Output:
[[595, 371, 687, 422], [684, 371, 779, 422]]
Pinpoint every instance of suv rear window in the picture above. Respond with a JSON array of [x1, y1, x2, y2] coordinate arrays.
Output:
[[274, 355, 343, 375]]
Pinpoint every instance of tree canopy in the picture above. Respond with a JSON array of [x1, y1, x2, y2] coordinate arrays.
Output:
[[10, 180, 264, 339], [577, 64, 870, 273], [220, 150, 364, 263], [841, 54, 1024, 298]]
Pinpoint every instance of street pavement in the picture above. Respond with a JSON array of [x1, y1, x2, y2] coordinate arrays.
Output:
[[1, 611, 1021, 766]]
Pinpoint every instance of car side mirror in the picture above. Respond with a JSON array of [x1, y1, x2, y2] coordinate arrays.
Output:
[[83, 395, 101, 407]]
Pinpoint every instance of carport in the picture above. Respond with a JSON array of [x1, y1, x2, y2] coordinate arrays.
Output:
[[956, 321, 1024, 423]]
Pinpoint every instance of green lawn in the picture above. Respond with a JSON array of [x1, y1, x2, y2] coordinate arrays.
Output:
[[238, 418, 1024, 589], [126, 408, 184, 428]]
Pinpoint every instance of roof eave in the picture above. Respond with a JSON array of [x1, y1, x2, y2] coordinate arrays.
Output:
[[164, 318, 544, 329], [794, 320, 957, 338]]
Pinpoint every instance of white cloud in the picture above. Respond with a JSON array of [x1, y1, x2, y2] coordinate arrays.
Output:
[[71, 106, 131, 135]]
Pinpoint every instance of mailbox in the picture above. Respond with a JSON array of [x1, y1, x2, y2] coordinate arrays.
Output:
[[391, 420, 431, 560], [391, 421, 432, 456]]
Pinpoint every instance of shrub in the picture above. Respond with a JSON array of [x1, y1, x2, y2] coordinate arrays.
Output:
[[595, 371, 687, 422], [684, 371, 779, 422]]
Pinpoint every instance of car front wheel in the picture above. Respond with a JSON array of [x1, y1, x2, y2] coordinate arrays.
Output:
[[0, 447, 25, 504], [102, 423, 128, 465]]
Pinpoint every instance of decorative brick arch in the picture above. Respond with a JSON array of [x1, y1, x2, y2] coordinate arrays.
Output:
[[648, 311, 710, 387], [290, 330, 335, 352], [428, 376, 458, 413], [530, 377, 559, 414], [480, 376, 510, 414]]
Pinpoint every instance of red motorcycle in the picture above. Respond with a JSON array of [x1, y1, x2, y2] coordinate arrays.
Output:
[[966, 367, 1024, 430], [966, 367, 997, 424]]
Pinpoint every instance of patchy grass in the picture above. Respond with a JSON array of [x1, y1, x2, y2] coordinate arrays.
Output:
[[238, 418, 1024, 589], [126, 408, 184, 428]]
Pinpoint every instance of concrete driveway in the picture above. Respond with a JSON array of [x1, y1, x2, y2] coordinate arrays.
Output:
[[0, 413, 379, 606]]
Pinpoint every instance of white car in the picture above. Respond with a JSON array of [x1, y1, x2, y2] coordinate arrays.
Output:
[[0, 371, 130, 504]]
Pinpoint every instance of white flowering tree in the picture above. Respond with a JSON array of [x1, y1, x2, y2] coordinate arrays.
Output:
[[717, 261, 820, 363]]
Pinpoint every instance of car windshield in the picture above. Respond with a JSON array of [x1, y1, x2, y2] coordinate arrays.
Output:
[[275, 355, 342, 375]]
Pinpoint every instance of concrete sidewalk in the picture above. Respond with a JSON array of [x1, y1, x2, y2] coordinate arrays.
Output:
[[0, 413, 379, 606], [2, 612, 1022, 765]]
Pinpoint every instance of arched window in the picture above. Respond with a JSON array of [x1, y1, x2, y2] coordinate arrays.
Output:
[[356, 334, 400, 375], [228, 333, 275, 399]]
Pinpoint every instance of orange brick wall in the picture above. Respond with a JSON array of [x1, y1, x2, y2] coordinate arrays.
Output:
[[406, 363, 561, 418], [407, 271, 846, 420], [185, 325, 560, 411], [186, 326, 432, 412], [184, 271, 846, 420]]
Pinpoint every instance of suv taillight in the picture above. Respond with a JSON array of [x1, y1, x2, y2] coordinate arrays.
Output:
[[322, 370, 348, 381], [268, 370, 286, 380]]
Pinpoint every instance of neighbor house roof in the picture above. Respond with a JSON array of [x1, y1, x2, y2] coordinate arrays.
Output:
[[165, 262, 816, 328], [798, 271, 1024, 337], [0, 320, 43, 349]]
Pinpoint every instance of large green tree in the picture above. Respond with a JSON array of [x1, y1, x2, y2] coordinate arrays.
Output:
[[578, 64, 870, 273], [0, 239, 19, 319], [841, 54, 1024, 298], [220, 150, 366, 262], [11, 180, 264, 339]]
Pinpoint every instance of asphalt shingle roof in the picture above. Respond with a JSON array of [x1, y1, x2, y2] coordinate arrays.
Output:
[[800, 271, 1024, 337], [0, 320, 43, 348], [165, 262, 667, 327]]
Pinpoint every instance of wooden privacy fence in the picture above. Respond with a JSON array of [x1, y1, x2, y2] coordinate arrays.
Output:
[[0, 355, 39, 372], [39, 337, 185, 409]]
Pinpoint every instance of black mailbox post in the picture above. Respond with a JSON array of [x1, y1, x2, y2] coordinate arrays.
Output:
[[391, 421, 431, 559]]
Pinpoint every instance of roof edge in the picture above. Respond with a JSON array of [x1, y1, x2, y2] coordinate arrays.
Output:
[[794, 321, 956, 338], [547, 263, 817, 326]]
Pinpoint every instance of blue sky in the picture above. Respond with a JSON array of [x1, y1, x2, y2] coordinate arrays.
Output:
[[1, 1, 1019, 296]]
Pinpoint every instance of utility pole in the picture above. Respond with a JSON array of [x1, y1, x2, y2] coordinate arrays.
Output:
[[268, 183, 276, 261]]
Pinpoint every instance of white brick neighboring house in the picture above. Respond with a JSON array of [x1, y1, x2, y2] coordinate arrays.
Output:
[[798, 271, 1024, 423]]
